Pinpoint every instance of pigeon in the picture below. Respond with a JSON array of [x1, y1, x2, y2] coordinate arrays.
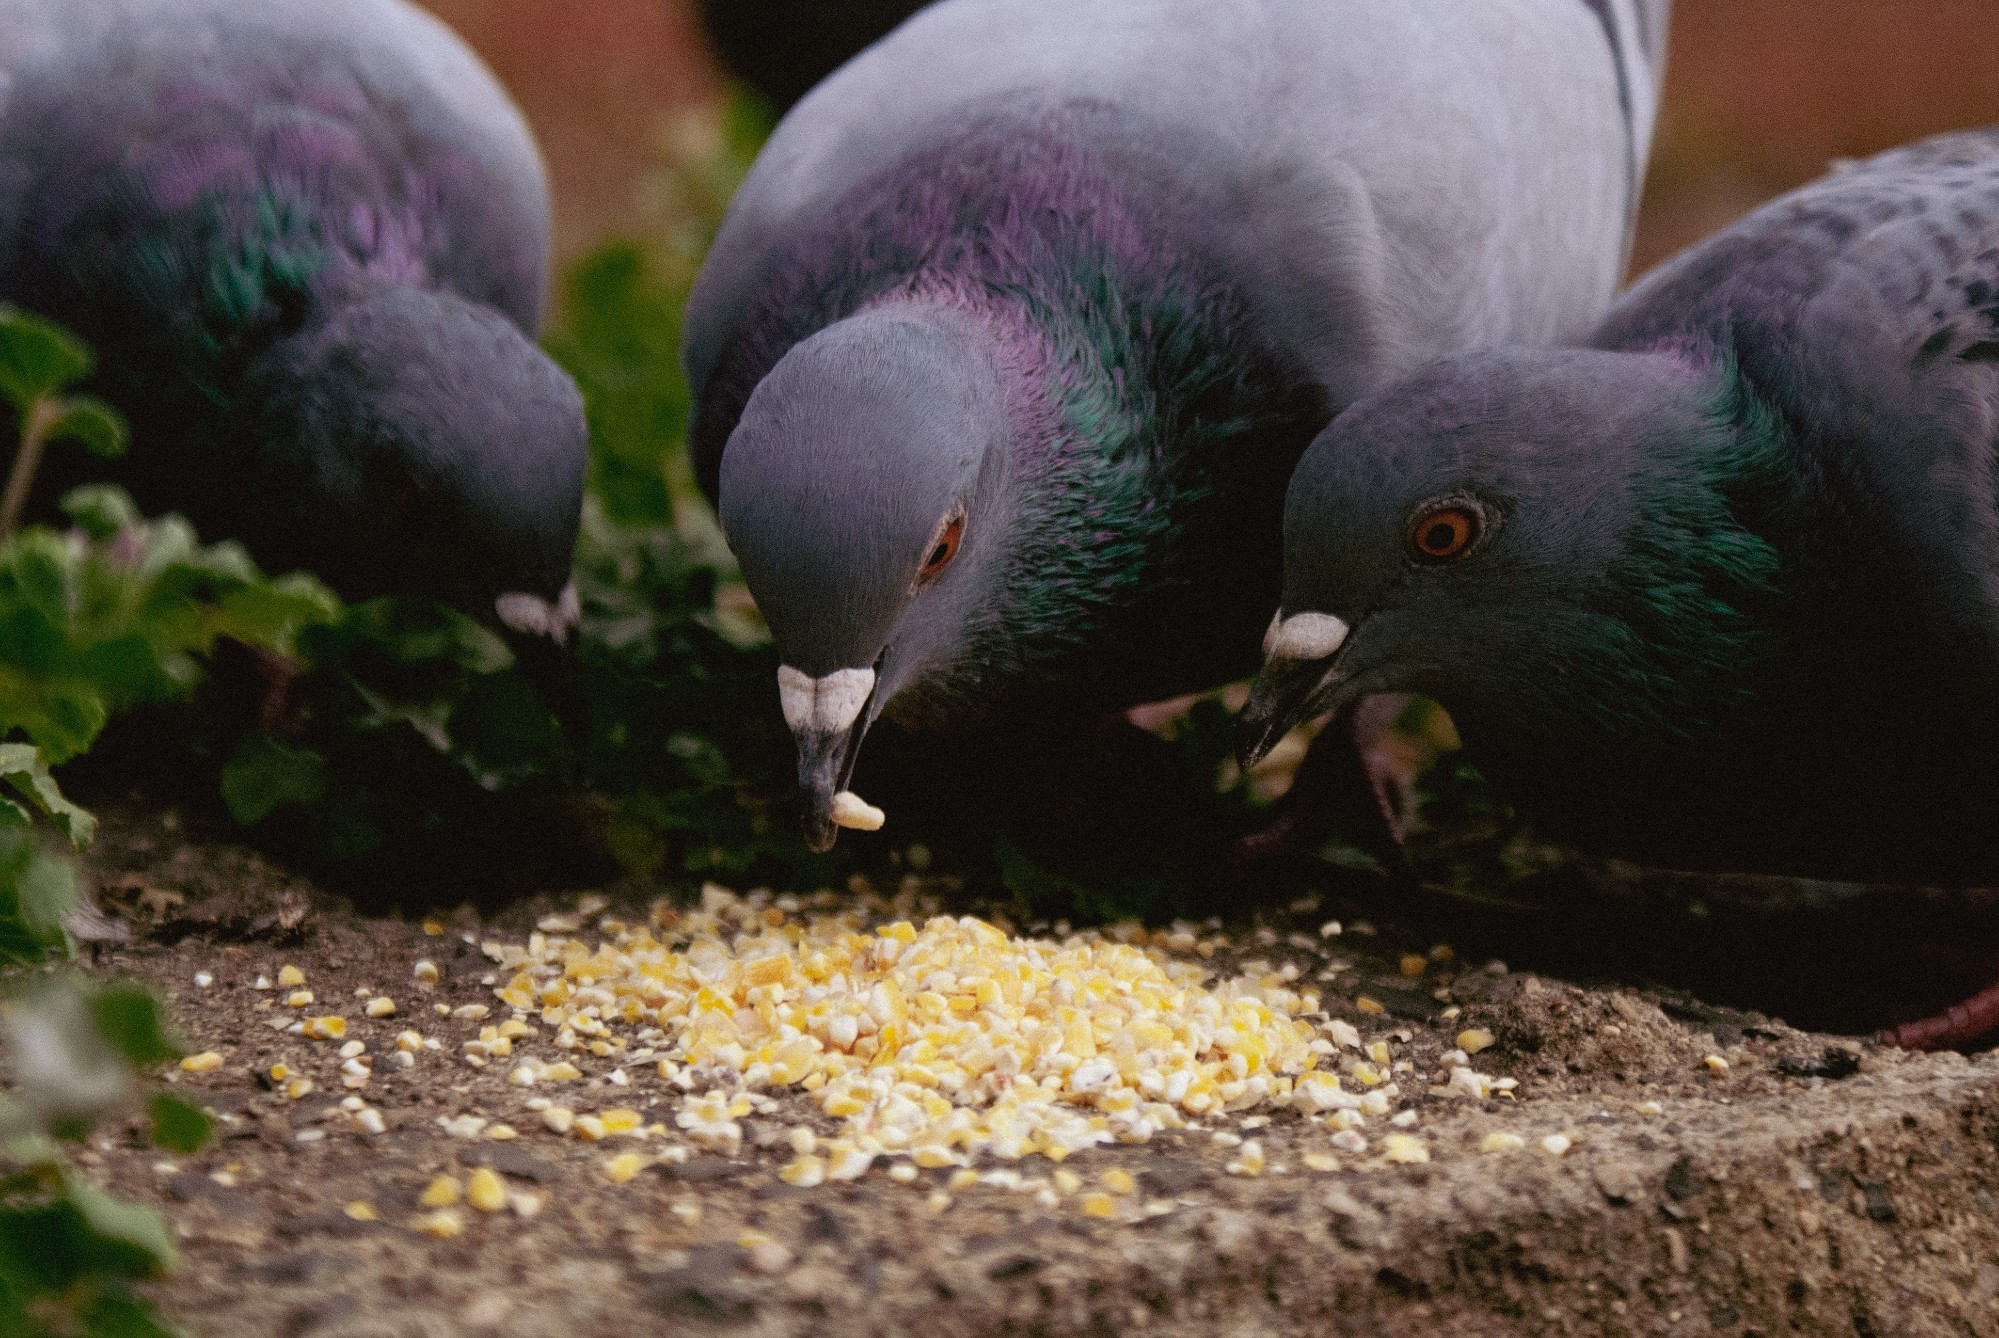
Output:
[[1238, 127, 1999, 1048], [0, 0, 586, 631], [686, 0, 1671, 850]]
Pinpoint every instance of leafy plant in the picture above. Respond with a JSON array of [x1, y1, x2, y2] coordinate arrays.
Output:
[[0, 977, 208, 1338], [0, 486, 339, 769], [0, 307, 127, 539]]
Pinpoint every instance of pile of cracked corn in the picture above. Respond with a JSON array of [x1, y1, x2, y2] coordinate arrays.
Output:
[[471, 884, 1513, 1185], [184, 884, 1545, 1228]]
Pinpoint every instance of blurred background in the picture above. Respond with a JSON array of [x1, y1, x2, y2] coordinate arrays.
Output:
[[418, 0, 1999, 280]]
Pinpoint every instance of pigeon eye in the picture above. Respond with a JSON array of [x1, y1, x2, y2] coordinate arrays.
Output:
[[920, 514, 965, 580], [1408, 502, 1482, 563]]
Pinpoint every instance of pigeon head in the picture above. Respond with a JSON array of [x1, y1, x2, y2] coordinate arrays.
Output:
[[237, 283, 587, 638], [1238, 346, 1791, 768], [719, 305, 1017, 850]]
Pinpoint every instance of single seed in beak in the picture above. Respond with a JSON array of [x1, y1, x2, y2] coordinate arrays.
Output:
[[830, 791, 885, 832]]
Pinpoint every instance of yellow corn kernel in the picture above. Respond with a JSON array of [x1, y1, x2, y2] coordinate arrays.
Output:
[[1703, 1054, 1729, 1071], [1079, 1192, 1116, 1219], [947, 1169, 980, 1193], [1457, 1028, 1496, 1054], [1301, 1152, 1341, 1173], [1052, 1169, 1081, 1195], [1398, 954, 1428, 979], [411, 1209, 463, 1238], [286, 990, 314, 1008], [466, 1168, 506, 1213], [541, 1107, 574, 1134], [573, 1115, 608, 1142], [600, 1108, 643, 1136], [268, 1063, 290, 1082], [743, 955, 792, 988], [365, 997, 396, 1018], [304, 1016, 346, 1040], [1100, 1168, 1136, 1195], [780, 1154, 827, 1188], [1381, 1133, 1429, 1164], [1355, 996, 1386, 1017], [603, 1152, 645, 1184], [1478, 1131, 1525, 1154], [1225, 1140, 1266, 1176], [284, 1077, 315, 1100], [418, 1175, 460, 1208], [825, 1143, 874, 1181], [179, 1051, 224, 1074], [413, 960, 439, 983], [422, 917, 445, 936], [344, 1201, 377, 1221], [277, 965, 306, 988]]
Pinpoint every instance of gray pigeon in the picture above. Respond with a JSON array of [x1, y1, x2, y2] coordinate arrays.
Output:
[[686, 0, 1671, 850], [0, 0, 586, 630], [1239, 128, 1999, 1049]]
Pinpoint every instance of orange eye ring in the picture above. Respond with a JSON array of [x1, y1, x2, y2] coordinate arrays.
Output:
[[920, 514, 965, 580], [1407, 503, 1482, 563]]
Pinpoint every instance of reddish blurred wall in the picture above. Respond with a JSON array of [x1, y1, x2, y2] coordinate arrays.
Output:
[[1638, 0, 1999, 270], [416, 0, 719, 263]]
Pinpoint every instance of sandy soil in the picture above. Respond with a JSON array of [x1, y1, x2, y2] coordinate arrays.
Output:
[[58, 803, 1999, 1338]]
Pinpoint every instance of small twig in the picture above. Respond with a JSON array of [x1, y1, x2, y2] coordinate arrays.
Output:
[[0, 397, 59, 539]]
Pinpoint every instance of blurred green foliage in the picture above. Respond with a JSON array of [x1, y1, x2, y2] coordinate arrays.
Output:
[[0, 977, 207, 1338], [0, 312, 228, 1338]]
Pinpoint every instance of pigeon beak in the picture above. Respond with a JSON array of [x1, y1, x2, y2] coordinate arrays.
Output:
[[1236, 609, 1353, 770], [779, 664, 879, 852]]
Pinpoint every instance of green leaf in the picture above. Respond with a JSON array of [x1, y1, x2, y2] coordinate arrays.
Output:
[[77, 1288, 187, 1338], [220, 731, 327, 825], [0, 306, 91, 412], [64, 1178, 177, 1277], [12, 851, 80, 956], [57, 484, 142, 540], [85, 986, 179, 1068], [0, 741, 96, 848], [42, 397, 126, 458], [144, 1095, 212, 1155]]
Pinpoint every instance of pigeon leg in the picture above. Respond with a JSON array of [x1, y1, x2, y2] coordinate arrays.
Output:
[[1876, 978, 1999, 1051], [1232, 696, 1411, 877]]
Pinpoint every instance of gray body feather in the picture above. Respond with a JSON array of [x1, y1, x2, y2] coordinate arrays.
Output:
[[1250, 127, 1999, 881], [690, 0, 1667, 407], [0, 0, 585, 610], [687, 0, 1669, 847]]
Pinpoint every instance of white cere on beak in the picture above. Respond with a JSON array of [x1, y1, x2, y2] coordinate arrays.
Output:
[[830, 790, 885, 832], [1264, 610, 1350, 661], [777, 665, 876, 735], [495, 581, 582, 646]]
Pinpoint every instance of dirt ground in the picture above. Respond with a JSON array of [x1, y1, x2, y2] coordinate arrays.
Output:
[[59, 802, 1999, 1338]]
